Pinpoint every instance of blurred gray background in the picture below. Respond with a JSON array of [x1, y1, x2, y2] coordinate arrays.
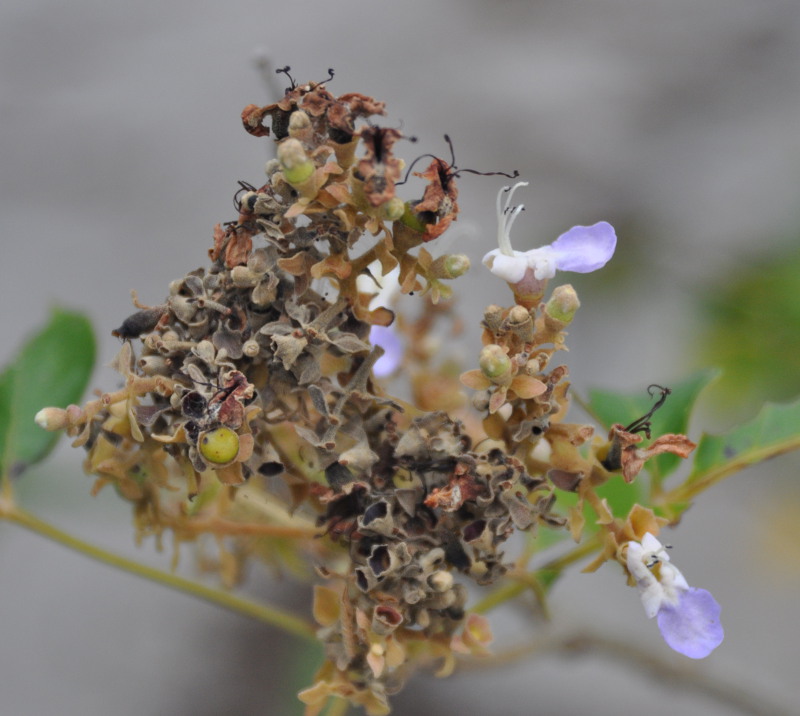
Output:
[[2, 0, 800, 714]]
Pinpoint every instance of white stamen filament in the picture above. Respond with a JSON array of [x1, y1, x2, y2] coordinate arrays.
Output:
[[496, 181, 529, 256]]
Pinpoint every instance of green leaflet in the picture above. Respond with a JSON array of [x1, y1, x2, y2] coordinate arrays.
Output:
[[585, 369, 718, 485], [0, 309, 95, 478], [666, 397, 800, 510], [545, 472, 641, 544], [699, 242, 800, 412]]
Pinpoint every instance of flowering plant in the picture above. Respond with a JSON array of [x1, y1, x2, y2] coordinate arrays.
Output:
[[2, 70, 798, 715]]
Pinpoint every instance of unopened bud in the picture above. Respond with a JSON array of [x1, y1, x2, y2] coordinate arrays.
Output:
[[428, 570, 454, 593], [431, 254, 470, 280], [277, 138, 314, 185], [288, 110, 311, 139], [34, 406, 69, 431], [479, 344, 511, 381], [381, 196, 406, 222], [482, 305, 505, 334], [545, 284, 580, 324], [507, 305, 529, 325], [506, 305, 534, 342]]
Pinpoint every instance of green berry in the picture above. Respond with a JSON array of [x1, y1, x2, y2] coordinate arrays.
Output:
[[199, 427, 240, 465]]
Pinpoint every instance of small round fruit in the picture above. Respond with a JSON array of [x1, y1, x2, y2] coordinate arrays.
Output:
[[198, 427, 240, 465]]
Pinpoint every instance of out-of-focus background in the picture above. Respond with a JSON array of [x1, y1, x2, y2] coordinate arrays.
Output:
[[2, 1, 800, 714]]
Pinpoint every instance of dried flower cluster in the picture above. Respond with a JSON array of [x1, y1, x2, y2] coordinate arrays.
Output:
[[37, 72, 715, 715]]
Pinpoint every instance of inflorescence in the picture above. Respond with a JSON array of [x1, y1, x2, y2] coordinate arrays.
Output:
[[36, 70, 721, 715]]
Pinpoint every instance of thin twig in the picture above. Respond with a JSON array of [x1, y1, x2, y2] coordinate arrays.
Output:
[[459, 630, 792, 716], [1, 504, 317, 643]]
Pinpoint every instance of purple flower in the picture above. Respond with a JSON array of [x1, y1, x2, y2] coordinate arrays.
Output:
[[482, 182, 617, 284], [627, 533, 724, 659], [370, 324, 403, 377], [657, 588, 724, 659], [358, 264, 404, 377]]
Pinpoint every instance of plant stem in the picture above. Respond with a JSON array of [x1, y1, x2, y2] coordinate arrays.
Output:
[[2, 504, 317, 643], [460, 630, 792, 716]]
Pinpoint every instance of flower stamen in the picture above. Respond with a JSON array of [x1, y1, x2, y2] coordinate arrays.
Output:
[[496, 181, 529, 256]]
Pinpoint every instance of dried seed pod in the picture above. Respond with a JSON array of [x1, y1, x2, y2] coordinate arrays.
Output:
[[138, 355, 169, 376]]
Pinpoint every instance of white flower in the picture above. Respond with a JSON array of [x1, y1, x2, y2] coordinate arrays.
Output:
[[627, 533, 687, 617], [482, 182, 617, 284]]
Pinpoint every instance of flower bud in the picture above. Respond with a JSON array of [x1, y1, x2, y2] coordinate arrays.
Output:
[[545, 284, 580, 324], [277, 138, 314, 185], [427, 570, 454, 593], [380, 196, 406, 222], [471, 392, 490, 411], [288, 110, 312, 140], [479, 344, 511, 382], [34, 406, 69, 431], [431, 254, 470, 280], [506, 304, 534, 342], [482, 305, 505, 334]]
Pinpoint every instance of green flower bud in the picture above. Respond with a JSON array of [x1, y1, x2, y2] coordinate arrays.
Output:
[[545, 284, 580, 324], [444, 254, 470, 278], [381, 196, 406, 222], [479, 344, 511, 381], [277, 138, 314, 185], [431, 254, 471, 280]]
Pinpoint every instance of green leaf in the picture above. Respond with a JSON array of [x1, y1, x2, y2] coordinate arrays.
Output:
[[666, 397, 800, 511], [0, 309, 95, 477], [585, 370, 718, 484], [698, 241, 800, 413], [548, 473, 641, 539]]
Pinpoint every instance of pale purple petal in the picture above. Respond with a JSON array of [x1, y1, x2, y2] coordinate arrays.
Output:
[[550, 221, 617, 274], [370, 325, 403, 377], [657, 588, 724, 659]]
